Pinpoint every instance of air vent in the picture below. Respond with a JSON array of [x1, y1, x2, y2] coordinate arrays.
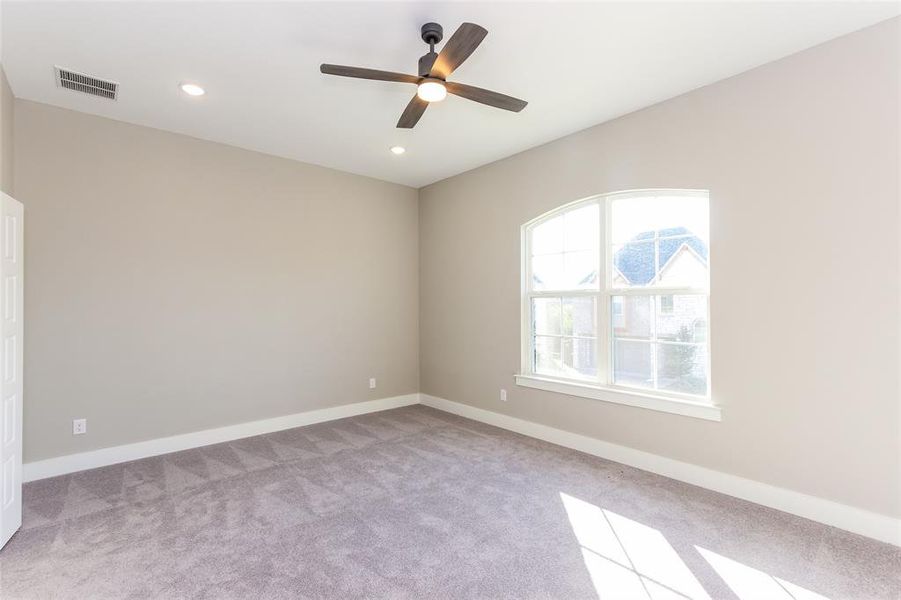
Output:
[[54, 66, 118, 100]]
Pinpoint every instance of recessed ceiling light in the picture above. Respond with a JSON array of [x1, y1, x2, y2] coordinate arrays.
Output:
[[390, 146, 406, 155], [180, 83, 205, 97]]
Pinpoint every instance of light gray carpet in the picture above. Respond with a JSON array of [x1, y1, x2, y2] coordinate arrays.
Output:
[[0, 405, 897, 599]]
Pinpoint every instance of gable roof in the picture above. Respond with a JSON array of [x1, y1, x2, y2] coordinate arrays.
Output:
[[614, 227, 708, 285]]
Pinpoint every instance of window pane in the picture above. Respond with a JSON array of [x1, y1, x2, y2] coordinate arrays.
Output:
[[531, 253, 564, 291], [563, 297, 596, 337], [656, 295, 707, 342], [564, 250, 598, 289], [532, 251, 597, 291], [611, 295, 651, 339], [534, 335, 562, 376], [657, 343, 708, 396], [564, 204, 599, 252], [613, 339, 652, 389], [532, 298, 562, 335], [610, 193, 709, 289], [563, 337, 597, 379], [610, 194, 709, 245], [531, 215, 564, 255]]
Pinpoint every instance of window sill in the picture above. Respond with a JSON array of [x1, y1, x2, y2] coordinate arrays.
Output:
[[514, 375, 722, 421]]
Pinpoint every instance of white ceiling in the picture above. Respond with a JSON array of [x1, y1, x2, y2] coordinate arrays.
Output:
[[2, 2, 898, 187]]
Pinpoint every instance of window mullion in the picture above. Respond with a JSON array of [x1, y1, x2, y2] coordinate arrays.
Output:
[[608, 287, 707, 296], [650, 294, 658, 391], [654, 229, 660, 286], [558, 297, 564, 340], [523, 224, 532, 375], [529, 290, 598, 298], [598, 198, 609, 385], [598, 291, 608, 385]]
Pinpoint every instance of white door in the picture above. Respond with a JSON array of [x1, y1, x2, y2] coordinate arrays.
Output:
[[0, 192, 22, 550]]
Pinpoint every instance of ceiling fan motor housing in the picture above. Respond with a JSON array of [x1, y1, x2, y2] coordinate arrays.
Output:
[[418, 51, 438, 77]]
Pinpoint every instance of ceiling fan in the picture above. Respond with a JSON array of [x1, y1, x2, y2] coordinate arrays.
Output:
[[320, 22, 528, 128]]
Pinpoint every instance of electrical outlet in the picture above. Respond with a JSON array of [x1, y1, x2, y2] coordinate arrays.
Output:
[[500, 389, 507, 402], [73, 418, 87, 435], [369, 378, 377, 389]]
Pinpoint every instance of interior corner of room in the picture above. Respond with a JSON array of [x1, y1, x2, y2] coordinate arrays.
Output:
[[0, 3, 898, 599]]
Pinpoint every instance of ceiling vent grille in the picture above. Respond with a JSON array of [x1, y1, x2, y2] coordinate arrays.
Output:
[[54, 66, 118, 100]]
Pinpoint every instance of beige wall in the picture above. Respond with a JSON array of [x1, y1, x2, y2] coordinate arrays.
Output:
[[0, 66, 13, 194], [419, 19, 900, 518], [15, 100, 419, 462]]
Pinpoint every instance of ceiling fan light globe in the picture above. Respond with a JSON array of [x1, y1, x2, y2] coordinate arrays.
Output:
[[417, 80, 447, 103]]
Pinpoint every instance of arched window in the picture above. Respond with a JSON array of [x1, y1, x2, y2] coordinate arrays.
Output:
[[518, 190, 716, 419]]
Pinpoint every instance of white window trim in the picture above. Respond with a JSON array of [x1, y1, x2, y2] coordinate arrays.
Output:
[[514, 375, 721, 421], [518, 189, 720, 422]]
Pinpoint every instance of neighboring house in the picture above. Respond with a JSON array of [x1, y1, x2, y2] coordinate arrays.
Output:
[[613, 227, 708, 341], [612, 226, 708, 288]]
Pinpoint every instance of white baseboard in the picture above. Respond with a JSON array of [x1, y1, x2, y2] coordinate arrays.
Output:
[[420, 393, 901, 547], [23, 394, 419, 482]]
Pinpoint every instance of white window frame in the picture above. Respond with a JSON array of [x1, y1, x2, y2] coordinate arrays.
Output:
[[516, 189, 720, 421]]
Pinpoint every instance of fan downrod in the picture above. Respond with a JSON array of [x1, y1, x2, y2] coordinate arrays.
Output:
[[419, 22, 443, 76]]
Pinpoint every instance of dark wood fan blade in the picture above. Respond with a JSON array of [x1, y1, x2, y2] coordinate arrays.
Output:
[[445, 82, 528, 112], [429, 23, 487, 79], [397, 95, 429, 128], [320, 64, 420, 84]]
